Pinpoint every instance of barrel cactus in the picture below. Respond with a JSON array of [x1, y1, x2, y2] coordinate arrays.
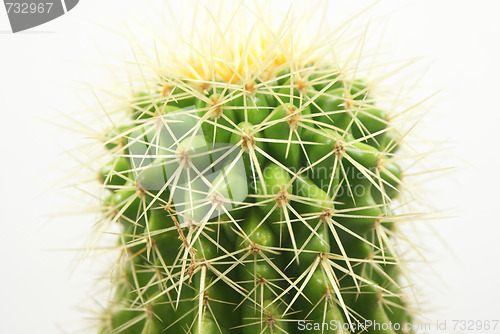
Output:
[[93, 2, 421, 333]]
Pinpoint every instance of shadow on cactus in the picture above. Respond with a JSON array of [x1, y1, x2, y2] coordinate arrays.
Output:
[[93, 2, 426, 333]]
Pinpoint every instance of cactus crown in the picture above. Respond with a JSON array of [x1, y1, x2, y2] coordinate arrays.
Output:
[[92, 2, 422, 333]]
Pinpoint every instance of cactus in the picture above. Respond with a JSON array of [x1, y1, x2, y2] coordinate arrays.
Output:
[[93, 3, 421, 334]]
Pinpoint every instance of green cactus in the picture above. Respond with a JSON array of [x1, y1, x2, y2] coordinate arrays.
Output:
[[92, 4, 420, 334]]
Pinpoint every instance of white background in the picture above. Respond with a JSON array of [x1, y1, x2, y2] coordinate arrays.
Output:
[[1, 1, 499, 333]]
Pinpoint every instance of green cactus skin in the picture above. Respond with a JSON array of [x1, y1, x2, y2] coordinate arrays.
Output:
[[96, 69, 414, 333], [92, 6, 419, 334]]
